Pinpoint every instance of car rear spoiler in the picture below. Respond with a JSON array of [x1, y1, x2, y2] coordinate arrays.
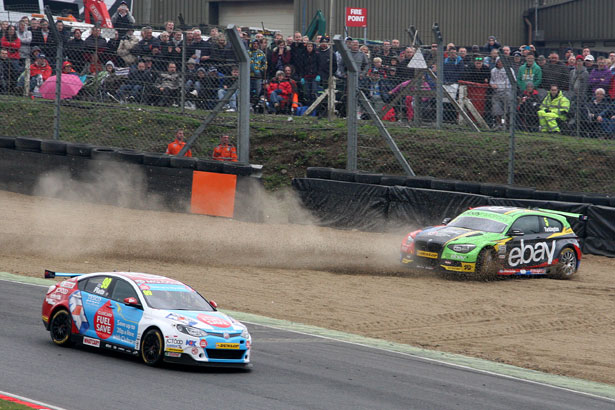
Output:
[[537, 209, 588, 221], [44, 270, 86, 279]]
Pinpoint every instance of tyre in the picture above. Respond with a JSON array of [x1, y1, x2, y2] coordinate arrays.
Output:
[[533, 190, 560, 201], [91, 147, 120, 161], [196, 159, 223, 173], [143, 153, 171, 167], [380, 175, 407, 186], [505, 186, 535, 199], [41, 140, 68, 155], [15, 137, 42, 152], [140, 328, 164, 366], [117, 149, 144, 164], [222, 162, 252, 176], [329, 169, 355, 182], [548, 247, 578, 279], [479, 183, 507, 198], [49, 309, 73, 347], [405, 176, 433, 189], [169, 156, 197, 169], [430, 178, 458, 191], [354, 172, 382, 184], [559, 192, 586, 203], [66, 143, 93, 157], [454, 180, 482, 194], [583, 194, 610, 206], [474, 248, 499, 280], [306, 167, 333, 179], [0, 136, 16, 148]]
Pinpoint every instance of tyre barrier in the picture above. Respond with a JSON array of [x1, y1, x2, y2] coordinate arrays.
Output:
[[380, 175, 407, 186], [354, 172, 382, 185], [41, 140, 68, 155], [15, 137, 42, 152], [430, 178, 458, 191], [222, 162, 252, 176], [505, 186, 535, 199], [196, 159, 224, 173], [90, 147, 120, 161], [479, 183, 508, 198], [306, 167, 333, 179], [66, 143, 94, 157], [117, 149, 144, 164], [454, 180, 482, 194], [0, 136, 16, 148], [142, 152, 171, 167], [169, 156, 197, 169], [559, 192, 586, 203], [329, 168, 356, 182], [533, 190, 560, 201], [405, 176, 433, 189], [583, 194, 611, 206]]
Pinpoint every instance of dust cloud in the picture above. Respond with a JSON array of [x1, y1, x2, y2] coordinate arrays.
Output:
[[0, 165, 404, 275]]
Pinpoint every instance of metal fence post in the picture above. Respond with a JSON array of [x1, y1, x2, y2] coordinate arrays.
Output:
[[180, 29, 186, 114], [333, 35, 358, 172], [45, 6, 62, 140], [225, 25, 250, 163], [498, 50, 517, 185], [432, 23, 443, 129]]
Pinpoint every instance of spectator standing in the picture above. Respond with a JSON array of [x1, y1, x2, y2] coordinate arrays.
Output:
[[166, 129, 192, 157], [537, 84, 570, 132], [376, 40, 395, 66], [135, 27, 160, 60], [315, 36, 335, 90], [489, 57, 511, 129], [461, 55, 490, 84], [116, 28, 139, 67], [483, 35, 501, 53], [270, 39, 291, 78], [84, 27, 107, 63], [0, 48, 18, 93], [111, 1, 135, 38], [105, 30, 121, 66], [511, 50, 523, 73], [584, 54, 595, 74], [0, 20, 8, 39], [157, 31, 172, 71], [1, 25, 22, 72], [290, 31, 304, 70], [31, 19, 56, 63], [188, 29, 210, 66], [588, 56, 612, 96], [298, 42, 319, 104], [168, 30, 183, 65], [517, 81, 541, 131], [212, 135, 238, 161], [542, 51, 569, 92], [443, 47, 463, 84], [55, 21, 70, 49], [569, 55, 589, 105], [210, 35, 234, 75], [248, 39, 266, 104], [66, 29, 86, 72], [16, 19, 31, 65], [517, 53, 542, 91]]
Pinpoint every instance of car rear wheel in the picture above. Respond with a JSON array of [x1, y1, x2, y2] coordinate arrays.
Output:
[[50, 309, 73, 347], [475, 248, 498, 280], [549, 247, 578, 279], [141, 329, 164, 366]]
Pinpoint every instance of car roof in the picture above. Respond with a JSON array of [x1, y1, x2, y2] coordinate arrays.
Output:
[[468, 206, 568, 223], [78, 271, 185, 286]]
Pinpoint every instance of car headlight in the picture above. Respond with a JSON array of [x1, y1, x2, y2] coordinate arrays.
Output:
[[241, 328, 250, 339], [176, 323, 208, 337], [447, 243, 476, 253]]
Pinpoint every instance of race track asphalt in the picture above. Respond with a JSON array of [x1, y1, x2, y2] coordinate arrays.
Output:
[[1, 279, 614, 410]]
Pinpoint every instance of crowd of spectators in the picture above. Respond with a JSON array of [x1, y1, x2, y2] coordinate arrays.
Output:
[[2, 12, 615, 137]]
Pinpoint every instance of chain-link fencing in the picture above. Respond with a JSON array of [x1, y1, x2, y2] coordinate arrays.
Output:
[[1, 9, 615, 194]]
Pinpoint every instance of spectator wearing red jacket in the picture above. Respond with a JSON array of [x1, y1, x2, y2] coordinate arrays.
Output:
[[212, 135, 238, 161], [165, 129, 192, 157], [1, 24, 22, 73], [266, 70, 292, 113]]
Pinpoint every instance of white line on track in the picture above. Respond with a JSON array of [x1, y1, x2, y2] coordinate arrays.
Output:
[[0, 390, 67, 410]]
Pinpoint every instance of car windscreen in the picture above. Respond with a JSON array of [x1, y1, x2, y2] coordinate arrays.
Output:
[[139, 284, 214, 311], [448, 216, 507, 233]]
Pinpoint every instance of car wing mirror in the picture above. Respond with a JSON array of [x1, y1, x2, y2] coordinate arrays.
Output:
[[441, 217, 452, 225], [209, 300, 218, 309], [509, 229, 524, 236], [124, 297, 142, 308]]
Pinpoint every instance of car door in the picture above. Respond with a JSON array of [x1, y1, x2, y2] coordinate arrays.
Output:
[[108, 278, 144, 349], [505, 215, 551, 270], [78, 275, 117, 341]]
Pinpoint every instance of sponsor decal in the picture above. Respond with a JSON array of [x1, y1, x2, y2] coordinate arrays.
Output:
[[401, 257, 413, 264], [165, 351, 181, 357], [55, 287, 69, 295], [197, 314, 231, 328], [83, 336, 100, 347], [449, 254, 466, 260], [417, 251, 438, 259], [166, 338, 183, 345], [94, 301, 114, 339], [544, 226, 559, 232], [442, 263, 475, 272], [139, 284, 150, 290], [191, 347, 199, 355], [200, 339, 208, 348], [216, 343, 240, 349], [223, 332, 230, 340], [508, 239, 556, 267], [42, 315, 49, 322], [60, 281, 76, 289], [85, 294, 102, 305], [186, 340, 196, 347], [69, 291, 89, 333], [165, 347, 183, 353], [49, 293, 62, 300], [246, 340, 251, 349]]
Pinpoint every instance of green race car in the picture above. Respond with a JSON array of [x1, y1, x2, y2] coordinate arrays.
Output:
[[400, 206, 584, 279]]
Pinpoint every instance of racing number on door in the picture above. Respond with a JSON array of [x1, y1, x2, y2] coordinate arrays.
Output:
[[100, 277, 112, 289]]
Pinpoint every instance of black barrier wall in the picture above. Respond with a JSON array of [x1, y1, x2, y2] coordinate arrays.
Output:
[[292, 177, 615, 258], [0, 145, 263, 222]]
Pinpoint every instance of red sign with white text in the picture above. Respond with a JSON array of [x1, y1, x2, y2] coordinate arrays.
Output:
[[345, 7, 367, 28]]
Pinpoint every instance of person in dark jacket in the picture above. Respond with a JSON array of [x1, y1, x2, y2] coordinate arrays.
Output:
[[315, 36, 336, 90], [443, 47, 464, 84], [66, 28, 86, 72], [31, 19, 56, 63], [483, 35, 501, 53], [542, 51, 569, 92], [584, 88, 612, 137], [83, 27, 107, 62], [111, 1, 135, 38], [135, 27, 160, 60], [117, 60, 151, 102], [187, 29, 210, 67], [297, 42, 319, 104], [461, 55, 491, 84]]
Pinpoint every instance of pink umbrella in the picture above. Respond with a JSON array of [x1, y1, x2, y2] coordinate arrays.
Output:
[[39, 75, 84, 100]]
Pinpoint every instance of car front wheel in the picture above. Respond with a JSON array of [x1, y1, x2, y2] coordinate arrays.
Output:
[[141, 328, 164, 366], [475, 248, 498, 280], [50, 309, 73, 347], [549, 247, 578, 279]]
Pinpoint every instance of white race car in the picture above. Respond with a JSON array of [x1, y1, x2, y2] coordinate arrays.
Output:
[[42, 270, 252, 368]]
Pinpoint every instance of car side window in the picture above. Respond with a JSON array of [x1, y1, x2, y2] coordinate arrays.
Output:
[[111, 279, 138, 303], [510, 216, 541, 234], [541, 217, 563, 234], [83, 276, 114, 298]]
